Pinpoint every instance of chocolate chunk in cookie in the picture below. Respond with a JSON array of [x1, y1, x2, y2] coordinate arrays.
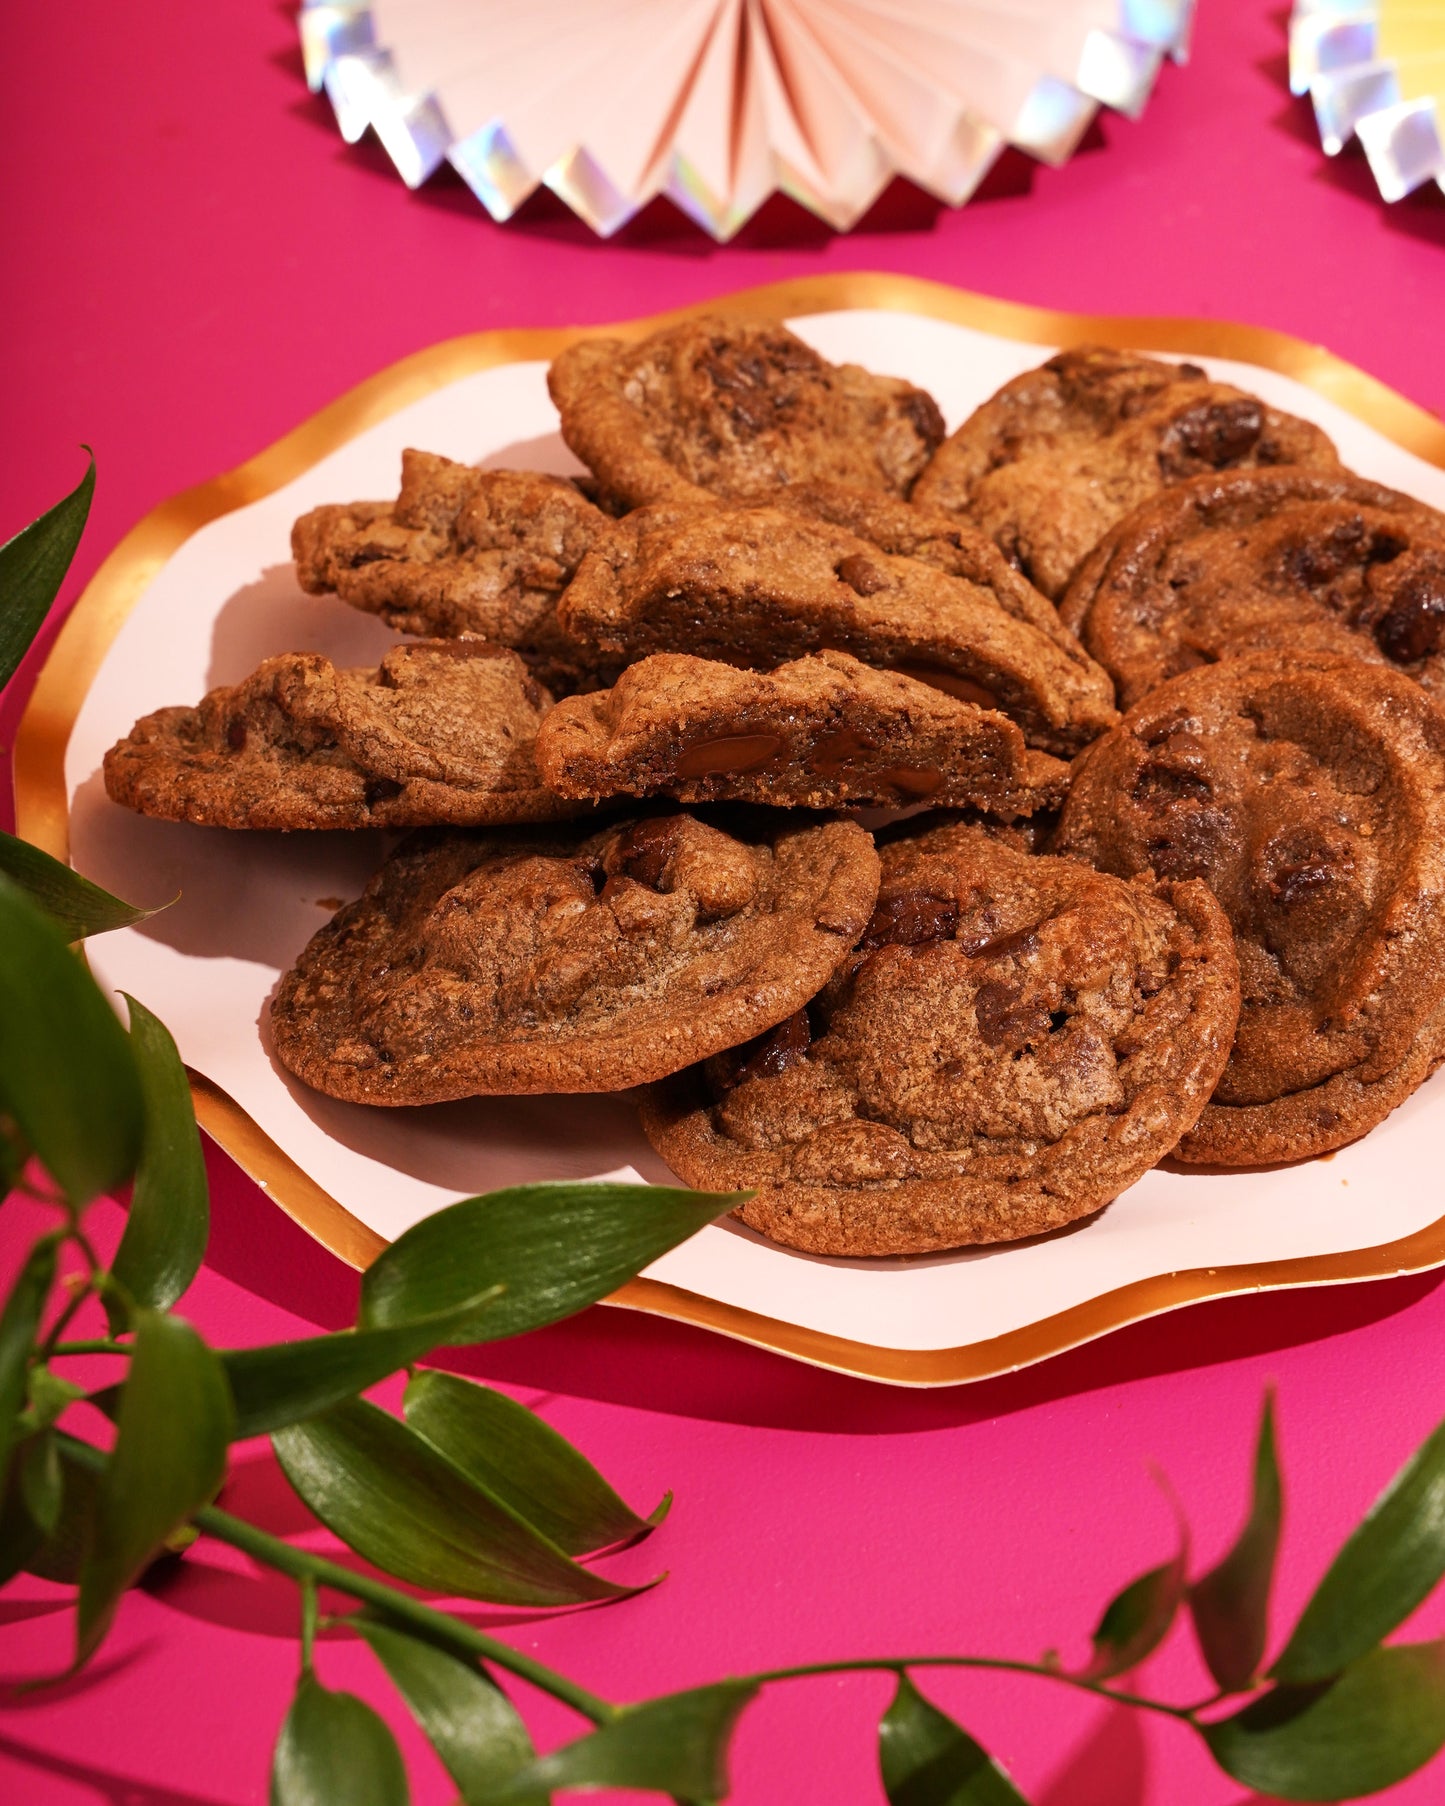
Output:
[[1052, 654, 1445, 1163], [270, 812, 881, 1101], [546, 315, 944, 510], [642, 821, 1238, 1255], [1058, 469, 1445, 707], [912, 346, 1341, 599], [534, 650, 1071, 816], [556, 502, 1118, 757], [103, 642, 580, 830], [291, 451, 607, 690]]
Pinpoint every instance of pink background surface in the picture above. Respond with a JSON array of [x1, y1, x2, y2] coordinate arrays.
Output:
[[4, 1, 1445, 1800]]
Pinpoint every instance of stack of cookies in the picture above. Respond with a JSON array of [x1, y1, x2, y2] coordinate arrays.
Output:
[[104, 316, 1445, 1258]]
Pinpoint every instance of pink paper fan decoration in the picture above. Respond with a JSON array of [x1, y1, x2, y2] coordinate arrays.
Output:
[[298, 0, 1194, 238]]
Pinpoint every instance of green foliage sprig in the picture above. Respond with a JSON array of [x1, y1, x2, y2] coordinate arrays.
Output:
[[4, 459, 1445, 1802]]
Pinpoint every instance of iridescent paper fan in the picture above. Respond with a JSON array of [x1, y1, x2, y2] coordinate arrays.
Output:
[[1290, 0, 1445, 200], [298, 0, 1194, 238]]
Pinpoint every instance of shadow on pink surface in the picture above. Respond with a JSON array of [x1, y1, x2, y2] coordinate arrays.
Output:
[[201, 1131, 1445, 1435], [0, 1732, 232, 1806], [1037, 1701, 1147, 1805]]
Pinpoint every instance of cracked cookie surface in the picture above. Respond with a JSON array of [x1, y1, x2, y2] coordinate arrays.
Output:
[[546, 315, 944, 509], [1058, 468, 1445, 708], [556, 501, 1118, 757], [641, 821, 1238, 1254], [1052, 653, 1445, 1163], [291, 451, 606, 689], [270, 812, 881, 1101], [103, 641, 577, 830], [534, 650, 1071, 816], [912, 346, 1341, 600]]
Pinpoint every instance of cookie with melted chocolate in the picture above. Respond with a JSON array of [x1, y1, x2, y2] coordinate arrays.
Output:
[[912, 346, 1341, 600], [104, 641, 579, 830], [546, 315, 944, 510], [641, 821, 1239, 1255], [291, 451, 607, 690], [533, 650, 1071, 816], [1052, 654, 1445, 1163], [270, 812, 881, 1101], [556, 501, 1118, 757], [1058, 469, 1445, 707]]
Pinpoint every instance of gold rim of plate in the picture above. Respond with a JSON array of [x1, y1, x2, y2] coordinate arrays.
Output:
[[16, 272, 1445, 1388]]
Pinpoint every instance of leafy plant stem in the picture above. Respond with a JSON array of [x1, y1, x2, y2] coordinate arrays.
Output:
[[193, 1499, 620, 1724], [38, 1279, 95, 1362], [54, 1428, 619, 1723], [300, 1576, 318, 1674], [750, 1656, 1202, 1723], [50, 1339, 130, 1357]]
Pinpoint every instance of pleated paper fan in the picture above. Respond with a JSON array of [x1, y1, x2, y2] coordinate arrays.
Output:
[[1290, 0, 1445, 200], [298, 0, 1194, 238]]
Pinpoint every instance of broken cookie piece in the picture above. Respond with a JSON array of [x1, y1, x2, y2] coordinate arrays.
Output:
[[291, 451, 607, 689], [642, 821, 1239, 1255], [912, 346, 1341, 600], [556, 501, 1118, 756], [270, 811, 881, 1101], [534, 650, 1071, 816], [103, 641, 578, 830], [547, 314, 945, 509]]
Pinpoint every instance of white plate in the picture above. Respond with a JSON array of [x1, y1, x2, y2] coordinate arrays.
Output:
[[28, 279, 1445, 1383]]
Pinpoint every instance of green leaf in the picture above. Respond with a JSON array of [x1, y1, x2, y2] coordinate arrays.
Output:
[[76, 1310, 233, 1663], [222, 1288, 503, 1440], [0, 1115, 26, 1195], [491, 1682, 759, 1803], [1272, 1415, 1445, 1685], [403, 1369, 666, 1558], [0, 875, 144, 1205], [107, 996, 209, 1321], [271, 1672, 409, 1806], [24, 1438, 100, 1583], [0, 1438, 48, 1585], [0, 832, 160, 940], [1080, 1516, 1189, 1680], [879, 1673, 1029, 1805], [1190, 1391, 1283, 1691], [272, 1398, 650, 1608], [359, 1181, 743, 1344], [0, 449, 93, 689], [1202, 1641, 1445, 1801], [19, 1429, 63, 1534], [0, 1234, 59, 1493], [355, 1616, 533, 1804]]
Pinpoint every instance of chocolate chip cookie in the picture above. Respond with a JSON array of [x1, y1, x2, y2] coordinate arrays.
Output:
[[270, 812, 881, 1101], [534, 650, 1071, 816], [1052, 654, 1445, 1163], [1058, 469, 1445, 707], [292, 451, 606, 689], [556, 502, 1118, 757], [546, 315, 945, 509], [641, 821, 1239, 1254], [912, 346, 1341, 600], [103, 642, 579, 830]]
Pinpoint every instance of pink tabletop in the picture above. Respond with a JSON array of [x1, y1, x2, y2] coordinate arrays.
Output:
[[4, 3, 1445, 1801]]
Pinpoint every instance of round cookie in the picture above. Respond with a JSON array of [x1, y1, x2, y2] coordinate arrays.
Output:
[[546, 315, 945, 509], [1059, 468, 1445, 708], [1051, 654, 1445, 1163], [912, 346, 1341, 600], [641, 822, 1239, 1255], [270, 812, 881, 1103]]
